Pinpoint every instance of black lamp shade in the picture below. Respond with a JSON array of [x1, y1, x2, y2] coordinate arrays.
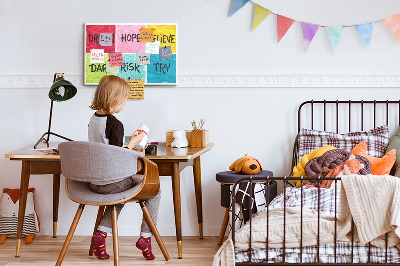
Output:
[[48, 77, 77, 102]]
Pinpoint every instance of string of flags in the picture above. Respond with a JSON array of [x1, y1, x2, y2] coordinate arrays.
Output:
[[230, 0, 400, 52]]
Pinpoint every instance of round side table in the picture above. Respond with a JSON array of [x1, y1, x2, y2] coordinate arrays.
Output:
[[216, 170, 276, 245]]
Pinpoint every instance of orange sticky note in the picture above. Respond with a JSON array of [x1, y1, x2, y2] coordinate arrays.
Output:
[[139, 28, 155, 42]]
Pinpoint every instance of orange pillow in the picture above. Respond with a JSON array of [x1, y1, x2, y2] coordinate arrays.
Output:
[[351, 140, 396, 175]]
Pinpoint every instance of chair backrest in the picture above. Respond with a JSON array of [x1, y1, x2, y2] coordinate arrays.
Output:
[[59, 141, 142, 183]]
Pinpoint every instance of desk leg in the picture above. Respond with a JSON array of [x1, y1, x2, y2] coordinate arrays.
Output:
[[193, 157, 203, 239], [171, 162, 182, 259], [16, 161, 31, 257], [53, 174, 60, 238]]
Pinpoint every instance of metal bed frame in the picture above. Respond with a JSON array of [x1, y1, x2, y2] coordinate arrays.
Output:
[[232, 100, 400, 265]]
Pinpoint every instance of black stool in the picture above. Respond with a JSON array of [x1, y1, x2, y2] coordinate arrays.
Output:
[[216, 170, 276, 245]]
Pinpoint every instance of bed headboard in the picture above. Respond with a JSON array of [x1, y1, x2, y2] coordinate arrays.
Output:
[[292, 100, 400, 169]]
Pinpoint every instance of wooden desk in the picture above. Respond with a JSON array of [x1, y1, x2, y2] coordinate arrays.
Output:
[[5, 142, 213, 259]]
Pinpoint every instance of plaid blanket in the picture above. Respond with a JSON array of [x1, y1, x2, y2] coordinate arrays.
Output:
[[235, 186, 400, 263]]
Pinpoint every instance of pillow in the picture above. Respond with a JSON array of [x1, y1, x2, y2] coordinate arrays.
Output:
[[296, 125, 390, 163], [351, 140, 396, 175], [386, 127, 400, 177]]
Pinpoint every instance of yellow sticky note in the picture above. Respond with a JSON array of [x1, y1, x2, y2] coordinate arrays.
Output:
[[126, 79, 144, 100]]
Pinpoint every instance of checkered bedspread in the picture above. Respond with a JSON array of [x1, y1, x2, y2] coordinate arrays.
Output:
[[235, 186, 400, 264]]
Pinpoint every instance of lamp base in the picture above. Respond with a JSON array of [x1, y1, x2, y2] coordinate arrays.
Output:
[[33, 132, 73, 149]]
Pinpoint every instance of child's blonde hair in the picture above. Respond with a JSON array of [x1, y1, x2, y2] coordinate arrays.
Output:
[[90, 75, 130, 114]]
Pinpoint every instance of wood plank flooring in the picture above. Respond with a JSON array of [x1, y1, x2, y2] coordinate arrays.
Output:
[[0, 236, 223, 265]]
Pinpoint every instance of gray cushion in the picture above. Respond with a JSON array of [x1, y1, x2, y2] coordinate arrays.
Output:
[[59, 141, 142, 183], [66, 175, 144, 204]]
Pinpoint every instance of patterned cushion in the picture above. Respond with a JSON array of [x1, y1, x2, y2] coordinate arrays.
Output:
[[296, 125, 390, 164]]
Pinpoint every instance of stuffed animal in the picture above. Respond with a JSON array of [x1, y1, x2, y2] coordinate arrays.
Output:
[[230, 154, 263, 175], [0, 188, 39, 244], [171, 130, 188, 148]]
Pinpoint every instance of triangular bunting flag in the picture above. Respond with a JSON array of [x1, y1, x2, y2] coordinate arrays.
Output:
[[383, 14, 400, 44], [252, 4, 271, 31], [277, 15, 295, 43], [354, 22, 374, 49], [326, 25, 345, 52], [301, 22, 319, 52], [230, 0, 250, 17]]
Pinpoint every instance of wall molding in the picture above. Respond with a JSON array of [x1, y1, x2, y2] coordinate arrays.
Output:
[[1, 75, 399, 88]]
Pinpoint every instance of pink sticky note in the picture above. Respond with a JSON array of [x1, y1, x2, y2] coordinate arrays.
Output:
[[109, 52, 123, 67]]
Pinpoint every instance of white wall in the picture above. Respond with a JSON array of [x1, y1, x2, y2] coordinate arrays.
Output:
[[1, 0, 400, 236]]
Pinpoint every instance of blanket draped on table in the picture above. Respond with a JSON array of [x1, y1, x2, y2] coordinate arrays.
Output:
[[213, 174, 400, 266]]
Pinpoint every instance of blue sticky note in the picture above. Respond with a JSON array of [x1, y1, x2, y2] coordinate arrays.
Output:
[[159, 46, 172, 60]]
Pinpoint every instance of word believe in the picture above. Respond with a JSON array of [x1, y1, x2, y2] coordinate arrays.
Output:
[[120, 34, 176, 44]]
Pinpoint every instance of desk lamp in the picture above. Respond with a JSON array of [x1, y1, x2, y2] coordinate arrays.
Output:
[[33, 73, 77, 149]]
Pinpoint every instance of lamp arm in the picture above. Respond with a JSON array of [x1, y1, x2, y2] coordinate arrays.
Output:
[[46, 100, 54, 143]]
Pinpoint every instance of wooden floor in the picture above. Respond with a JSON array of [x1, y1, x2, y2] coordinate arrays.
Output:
[[0, 236, 223, 265]]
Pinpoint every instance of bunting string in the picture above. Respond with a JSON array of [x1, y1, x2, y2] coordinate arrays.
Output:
[[229, 0, 400, 52]]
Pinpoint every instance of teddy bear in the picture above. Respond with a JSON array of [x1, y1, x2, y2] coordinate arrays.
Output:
[[0, 188, 39, 244], [171, 130, 188, 148]]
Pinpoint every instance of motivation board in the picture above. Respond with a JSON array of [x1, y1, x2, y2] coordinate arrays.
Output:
[[84, 23, 177, 85]]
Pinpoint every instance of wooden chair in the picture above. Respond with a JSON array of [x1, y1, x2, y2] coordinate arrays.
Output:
[[56, 141, 170, 266]]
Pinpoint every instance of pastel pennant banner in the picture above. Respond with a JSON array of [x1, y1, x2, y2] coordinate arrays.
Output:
[[252, 4, 271, 31], [301, 22, 319, 52], [229, 0, 400, 52], [230, 0, 250, 17], [383, 14, 400, 44], [354, 22, 374, 49], [326, 26, 345, 52], [277, 15, 295, 43]]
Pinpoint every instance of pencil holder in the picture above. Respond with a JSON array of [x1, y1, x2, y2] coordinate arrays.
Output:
[[191, 130, 209, 148]]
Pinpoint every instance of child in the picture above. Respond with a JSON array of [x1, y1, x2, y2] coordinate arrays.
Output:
[[88, 75, 161, 260]]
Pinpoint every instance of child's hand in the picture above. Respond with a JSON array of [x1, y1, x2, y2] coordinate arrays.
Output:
[[133, 143, 148, 153], [126, 131, 145, 150]]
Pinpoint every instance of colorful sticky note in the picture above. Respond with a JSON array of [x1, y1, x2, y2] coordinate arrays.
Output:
[[109, 52, 123, 67], [137, 52, 151, 65], [159, 46, 172, 60], [90, 49, 104, 63], [140, 28, 155, 42], [99, 33, 113, 46], [126, 79, 144, 100], [106, 60, 119, 73], [145, 40, 161, 54]]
